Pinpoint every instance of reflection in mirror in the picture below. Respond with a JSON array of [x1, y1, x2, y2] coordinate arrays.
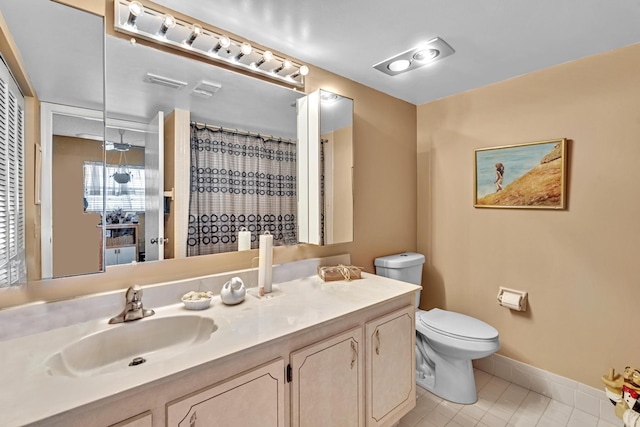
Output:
[[50, 110, 105, 277], [297, 90, 354, 246], [105, 34, 304, 260], [319, 90, 354, 245], [0, 0, 106, 281]]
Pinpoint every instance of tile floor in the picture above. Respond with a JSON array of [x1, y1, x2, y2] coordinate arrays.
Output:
[[399, 370, 621, 427]]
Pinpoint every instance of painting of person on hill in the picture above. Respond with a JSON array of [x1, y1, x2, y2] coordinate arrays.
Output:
[[474, 139, 567, 209]]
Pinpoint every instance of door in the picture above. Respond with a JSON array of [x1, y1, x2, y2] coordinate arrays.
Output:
[[290, 327, 364, 427], [365, 306, 416, 427], [166, 359, 285, 427], [144, 111, 164, 262]]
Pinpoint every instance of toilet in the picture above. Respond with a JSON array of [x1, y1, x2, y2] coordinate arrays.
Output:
[[375, 252, 500, 404]]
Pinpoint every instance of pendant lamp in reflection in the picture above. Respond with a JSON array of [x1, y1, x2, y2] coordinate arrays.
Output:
[[112, 129, 132, 184]]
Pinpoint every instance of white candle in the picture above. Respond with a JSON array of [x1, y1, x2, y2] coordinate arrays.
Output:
[[258, 232, 273, 294], [238, 229, 251, 251]]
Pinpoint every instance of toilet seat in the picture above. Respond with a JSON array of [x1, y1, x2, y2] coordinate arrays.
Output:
[[417, 308, 498, 342]]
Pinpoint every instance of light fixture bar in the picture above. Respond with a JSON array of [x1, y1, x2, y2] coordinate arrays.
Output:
[[114, 0, 308, 88]]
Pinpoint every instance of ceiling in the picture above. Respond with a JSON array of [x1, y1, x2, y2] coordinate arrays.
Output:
[[156, 0, 640, 105], [0, 0, 638, 130]]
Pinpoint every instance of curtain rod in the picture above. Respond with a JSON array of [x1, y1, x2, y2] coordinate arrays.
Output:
[[191, 121, 297, 144]]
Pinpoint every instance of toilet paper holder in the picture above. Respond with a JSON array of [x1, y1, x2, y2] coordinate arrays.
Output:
[[497, 287, 528, 311]]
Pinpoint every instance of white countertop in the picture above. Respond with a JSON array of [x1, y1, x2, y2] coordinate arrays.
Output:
[[0, 273, 419, 426]]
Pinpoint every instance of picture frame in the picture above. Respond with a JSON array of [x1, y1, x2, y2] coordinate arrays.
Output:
[[474, 138, 567, 209]]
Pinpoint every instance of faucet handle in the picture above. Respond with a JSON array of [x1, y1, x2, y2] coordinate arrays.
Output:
[[125, 285, 143, 302]]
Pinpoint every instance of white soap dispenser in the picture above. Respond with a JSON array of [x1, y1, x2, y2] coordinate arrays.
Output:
[[220, 277, 247, 305]]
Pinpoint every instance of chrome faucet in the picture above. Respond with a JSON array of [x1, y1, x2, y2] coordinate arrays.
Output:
[[109, 285, 155, 324]]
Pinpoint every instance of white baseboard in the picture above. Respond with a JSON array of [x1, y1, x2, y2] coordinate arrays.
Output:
[[473, 354, 620, 425]]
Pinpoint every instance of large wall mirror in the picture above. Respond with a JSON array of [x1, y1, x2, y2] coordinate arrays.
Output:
[[0, 0, 354, 285]]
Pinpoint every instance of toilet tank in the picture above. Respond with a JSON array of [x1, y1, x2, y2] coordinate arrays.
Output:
[[374, 252, 425, 285], [375, 252, 425, 309]]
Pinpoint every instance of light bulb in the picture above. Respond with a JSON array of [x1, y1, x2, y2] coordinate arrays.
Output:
[[387, 59, 411, 72], [240, 42, 252, 55], [299, 65, 309, 76], [413, 48, 439, 63], [273, 59, 292, 74], [129, 1, 143, 16], [185, 24, 202, 46], [126, 1, 143, 27], [211, 35, 231, 54], [254, 51, 274, 68], [157, 14, 176, 37], [235, 42, 253, 61], [219, 35, 231, 48]]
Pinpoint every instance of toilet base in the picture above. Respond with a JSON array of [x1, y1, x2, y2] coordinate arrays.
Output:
[[416, 356, 478, 404]]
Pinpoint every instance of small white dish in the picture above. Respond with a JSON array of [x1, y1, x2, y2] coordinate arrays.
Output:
[[181, 291, 214, 310]]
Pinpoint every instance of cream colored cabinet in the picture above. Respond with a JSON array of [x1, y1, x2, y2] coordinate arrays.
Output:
[[365, 306, 416, 427], [109, 412, 152, 427], [290, 327, 364, 427], [105, 224, 138, 266], [166, 359, 285, 427]]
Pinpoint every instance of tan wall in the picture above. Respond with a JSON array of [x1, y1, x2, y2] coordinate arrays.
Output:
[[0, 4, 417, 308], [417, 43, 640, 388]]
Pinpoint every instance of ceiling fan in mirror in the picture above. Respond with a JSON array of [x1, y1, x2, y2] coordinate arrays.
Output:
[[111, 129, 132, 184]]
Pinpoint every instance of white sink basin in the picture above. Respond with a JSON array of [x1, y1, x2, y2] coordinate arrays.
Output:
[[45, 315, 217, 377]]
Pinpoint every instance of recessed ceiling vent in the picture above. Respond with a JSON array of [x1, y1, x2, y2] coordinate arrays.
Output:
[[143, 72, 187, 89], [191, 81, 222, 98]]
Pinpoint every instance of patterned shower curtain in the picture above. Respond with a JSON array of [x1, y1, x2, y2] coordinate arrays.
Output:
[[187, 124, 297, 255]]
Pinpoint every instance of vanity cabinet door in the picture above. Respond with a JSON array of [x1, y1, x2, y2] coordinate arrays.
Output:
[[166, 358, 285, 427], [290, 327, 364, 427], [365, 306, 416, 427], [105, 247, 119, 266]]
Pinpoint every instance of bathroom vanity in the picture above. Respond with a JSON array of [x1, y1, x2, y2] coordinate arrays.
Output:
[[0, 270, 419, 427]]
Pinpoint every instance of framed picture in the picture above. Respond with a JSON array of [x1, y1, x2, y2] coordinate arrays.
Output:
[[474, 138, 567, 209]]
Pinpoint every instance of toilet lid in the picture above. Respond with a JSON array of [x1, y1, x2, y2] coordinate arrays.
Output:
[[418, 308, 498, 341]]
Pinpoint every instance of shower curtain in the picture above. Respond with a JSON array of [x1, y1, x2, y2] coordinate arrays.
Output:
[[187, 124, 297, 255]]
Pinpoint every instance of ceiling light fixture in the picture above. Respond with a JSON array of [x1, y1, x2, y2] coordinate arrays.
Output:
[[157, 14, 176, 37], [253, 50, 273, 68], [126, 1, 143, 27], [234, 42, 252, 62], [184, 24, 202, 47], [373, 37, 455, 76], [273, 59, 292, 74], [113, 0, 309, 88], [210, 35, 231, 55], [288, 65, 309, 79]]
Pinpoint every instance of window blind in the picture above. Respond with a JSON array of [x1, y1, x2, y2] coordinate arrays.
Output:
[[0, 57, 26, 286], [84, 162, 146, 213]]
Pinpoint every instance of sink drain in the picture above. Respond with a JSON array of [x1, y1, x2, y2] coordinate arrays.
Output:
[[129, 356, 146, 367]]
